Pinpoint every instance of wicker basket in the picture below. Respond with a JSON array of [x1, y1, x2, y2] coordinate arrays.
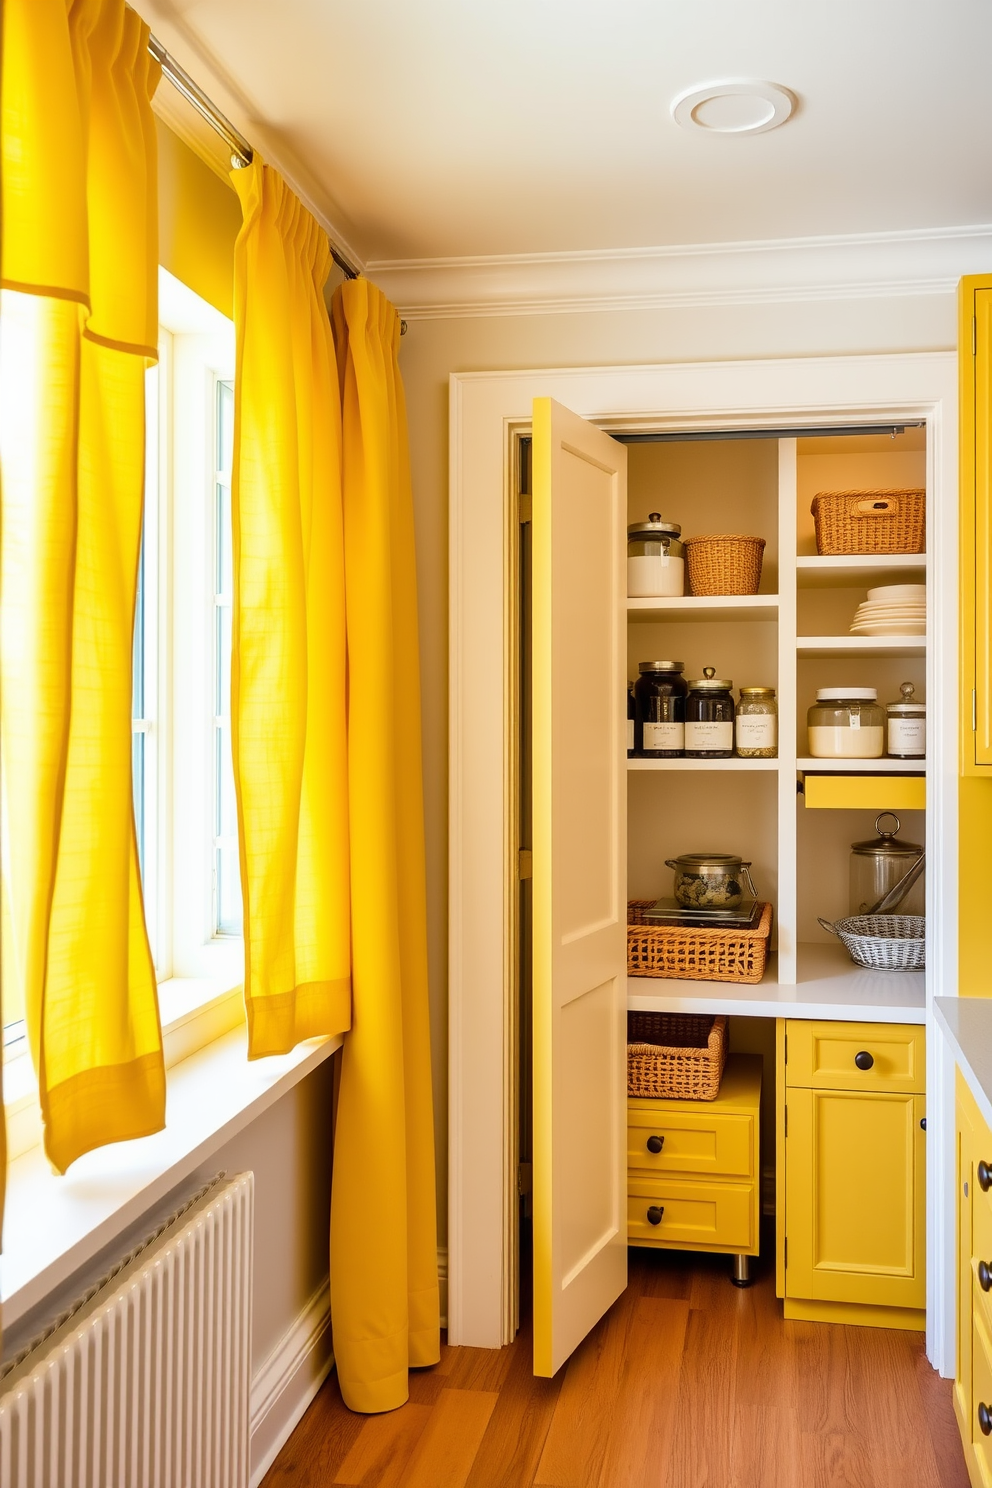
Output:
[[627, 900, 773, 984], [627, 1012, 728, 1100], [819, 914, 925, 971], [810, 489, 925, 555], [683, 534, 766, 595]]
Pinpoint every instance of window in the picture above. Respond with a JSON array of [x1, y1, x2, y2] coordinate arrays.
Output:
[[213, 380, 242, 938]]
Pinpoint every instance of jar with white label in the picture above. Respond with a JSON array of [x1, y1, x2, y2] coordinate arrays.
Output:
[[886, 682, 926, 759], [633, 661, 686, 758], [627, 515, 685, 598], [736, 686, 778, 758], [807, 688, 885, 758], [685, 667, 735, 758]]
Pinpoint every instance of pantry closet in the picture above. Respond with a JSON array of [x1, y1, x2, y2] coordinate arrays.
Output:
[[447, 352, 958, 1378]]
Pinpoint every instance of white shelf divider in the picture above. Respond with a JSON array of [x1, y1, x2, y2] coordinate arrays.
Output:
[[796, 554, 927, 589], [797, 633, 926, 658], [627, 594, 778, 623], [777, 438, 798, 986]]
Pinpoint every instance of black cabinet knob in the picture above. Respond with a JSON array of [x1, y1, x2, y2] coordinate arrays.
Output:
[[980, 1402, 992, 1437], [854, 1050, 874, 1071], [979, 1261, 992, 1293], [980, 1161, 992, 1193], [920, 1118, 927, 1131], [646, 1135, 665, 1154], [646, 1205, 664, 1226]]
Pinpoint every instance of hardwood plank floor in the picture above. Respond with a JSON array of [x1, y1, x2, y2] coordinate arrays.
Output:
[[262, 1242, 970, 1488]]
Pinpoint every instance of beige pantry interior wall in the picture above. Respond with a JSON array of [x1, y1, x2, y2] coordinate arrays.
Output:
[[394, 290, 957, 1248]]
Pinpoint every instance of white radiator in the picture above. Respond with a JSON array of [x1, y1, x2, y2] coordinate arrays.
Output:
[[0, 1171, 254, 1488]]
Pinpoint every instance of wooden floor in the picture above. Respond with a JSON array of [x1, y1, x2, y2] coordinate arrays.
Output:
[[263, 1241, 970, 1488]]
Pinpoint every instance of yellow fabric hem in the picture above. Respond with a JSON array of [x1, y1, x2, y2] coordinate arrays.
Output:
[[408, 1325, 441, 1369], [334, 1354, 411, 1415], [82, 326, 159, 361], [43, 1051, 166, 1175], [246, 977, 351, 1060], [0, 279, 90, 309]]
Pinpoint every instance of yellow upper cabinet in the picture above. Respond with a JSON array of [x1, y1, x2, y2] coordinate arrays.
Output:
[[961, 274, 992, 773]]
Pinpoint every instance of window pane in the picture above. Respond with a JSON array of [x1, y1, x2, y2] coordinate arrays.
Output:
[[215, 378, 242, 937]]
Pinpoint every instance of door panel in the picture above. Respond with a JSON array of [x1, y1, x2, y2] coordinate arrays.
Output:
[[532, 397, 627, 1378], [786, 1087, 926, 1309]]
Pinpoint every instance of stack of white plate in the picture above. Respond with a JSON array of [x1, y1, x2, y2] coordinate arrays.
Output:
[[850, 583, 926, 636]]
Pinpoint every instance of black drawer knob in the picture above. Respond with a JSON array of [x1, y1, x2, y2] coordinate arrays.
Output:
[[646, 1135, 665, 1154], [980, 1161, 992, 1194], [980, 1261, 992, 1293], [980, 1402, 992, 1437], [854, 1051, 874, 1071], [646, 1205, 664, 1226]]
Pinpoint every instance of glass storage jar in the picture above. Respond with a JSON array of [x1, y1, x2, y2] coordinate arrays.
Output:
[[685, 667, 735, 758], [627, 515, 685, 598], [806, 688, 885, 759], [886, 681, 926, 759], [850, 813, 925, 917], [736, 686, 777, 758], [633, 661, 686, 757]]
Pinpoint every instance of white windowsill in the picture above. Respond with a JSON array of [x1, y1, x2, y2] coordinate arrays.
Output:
[[1, 1023, 343, 1335]]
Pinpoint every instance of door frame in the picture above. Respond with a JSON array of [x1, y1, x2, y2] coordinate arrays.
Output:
[[447, 352, 958, 1374]]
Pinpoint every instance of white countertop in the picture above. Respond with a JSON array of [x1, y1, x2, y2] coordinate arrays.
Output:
[[935, 997, 992, 1132]]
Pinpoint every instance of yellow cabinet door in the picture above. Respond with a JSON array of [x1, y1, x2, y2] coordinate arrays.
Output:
[[785, 1019, 925, 1095], [973, 1309, 992, 1486], [959, 1074, 979, 1443], [627, 1177, 754, 1251], [786, 1087, 926, 1310], [626, 1110, 753, 1180]]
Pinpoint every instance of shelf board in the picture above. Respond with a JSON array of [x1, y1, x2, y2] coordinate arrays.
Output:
[[628, 757, 778, 772], [795, 555, 927, 590], [796, 634, 925, 658], [627, 595, 778, 623], [627, 942, 925, 1023], [797, 757, 925, 774]]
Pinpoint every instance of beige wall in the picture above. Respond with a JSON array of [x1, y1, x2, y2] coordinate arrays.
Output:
[[396, 289, 958, 1245]]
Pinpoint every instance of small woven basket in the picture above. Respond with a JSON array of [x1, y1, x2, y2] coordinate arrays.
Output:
[[810, 489, 925, 555], [627, 900, 773, 984], [819, 914, 925, 971], [627, 1012, 728, 1101], [683, 534, 766, 595]]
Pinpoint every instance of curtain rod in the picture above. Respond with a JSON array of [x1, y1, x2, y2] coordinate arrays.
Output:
[[147, 32, 367, 291]]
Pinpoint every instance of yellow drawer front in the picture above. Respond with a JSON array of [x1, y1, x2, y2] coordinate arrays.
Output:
[[785, 1020, 925, 1094], [627, 1178, 754, 1251], [973, 1310, 992, 1484], [626, 1110, 753, 1180]]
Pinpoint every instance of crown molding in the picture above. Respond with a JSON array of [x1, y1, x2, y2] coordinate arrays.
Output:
[[368, 224, 992, 320]]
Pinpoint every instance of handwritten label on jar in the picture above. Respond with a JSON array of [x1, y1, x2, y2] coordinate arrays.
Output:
[[736, 714, 777, 751], [643, 721, 684, 751], [684, 721, 734, 753], [888, 717, 926, 757]]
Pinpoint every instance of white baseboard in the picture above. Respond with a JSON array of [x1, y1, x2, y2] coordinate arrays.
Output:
[[250, 1278, 333, 1488]]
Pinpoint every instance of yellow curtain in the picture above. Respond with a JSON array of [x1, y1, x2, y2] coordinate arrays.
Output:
[[0, 0, 164, 1174], [229, 157, 352, 1056], [329, 279, 440, 1413]]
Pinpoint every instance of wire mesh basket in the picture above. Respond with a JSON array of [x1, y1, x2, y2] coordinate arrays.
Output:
[[818, 914, 925, 971]]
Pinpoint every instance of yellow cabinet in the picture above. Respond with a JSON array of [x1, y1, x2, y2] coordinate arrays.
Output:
[[777, 1019, 926, 1330], [627, 1052, 761, 1266], [954, 1068, 992, 1484]]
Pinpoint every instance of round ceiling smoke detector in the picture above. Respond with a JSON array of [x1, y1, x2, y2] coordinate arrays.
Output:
[[671, 80, 796, 135]]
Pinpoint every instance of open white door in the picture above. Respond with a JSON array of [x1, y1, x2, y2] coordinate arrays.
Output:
[[531, 397, 628, 1377]]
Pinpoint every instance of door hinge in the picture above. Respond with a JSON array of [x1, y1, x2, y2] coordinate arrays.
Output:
[[973, 689, 978, 733], [519, 492, 532, 524], [518, 848, 533, 880], [517, 1162, 532, 1196], [974, 314, 978, 358]]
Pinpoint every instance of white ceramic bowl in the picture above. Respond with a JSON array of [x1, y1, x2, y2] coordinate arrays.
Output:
[[865, 583, 927, 602]]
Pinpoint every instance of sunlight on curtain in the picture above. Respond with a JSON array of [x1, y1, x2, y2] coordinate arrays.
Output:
[[229, 158, 351, 1055], [329, 279, 440, 1413], [0, 0, 165, 1174]]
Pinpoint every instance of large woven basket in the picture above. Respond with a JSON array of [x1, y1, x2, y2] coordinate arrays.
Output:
[[627, 1012, 728, 1101], [627, 900, 773, 984], [683, 534, 766, 595], [810, 489, 925, 555]]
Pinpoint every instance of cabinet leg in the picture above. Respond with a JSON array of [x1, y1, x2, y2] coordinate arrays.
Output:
[[731, 1254, 753, 1287]]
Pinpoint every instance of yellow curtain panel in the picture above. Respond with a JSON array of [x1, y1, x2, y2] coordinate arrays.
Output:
[[329, 279, 440, 1413], [229, 158, 352, 1055], [0, 0, 165, 1173]]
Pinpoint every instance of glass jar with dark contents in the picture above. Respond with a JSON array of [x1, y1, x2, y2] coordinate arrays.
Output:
[[684, 667, 735, 758], [633, 661, 686, 757]]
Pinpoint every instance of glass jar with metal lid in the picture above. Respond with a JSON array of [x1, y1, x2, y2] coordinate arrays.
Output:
[[886, 681, 926, 759], [807, 688, 885, 759], [684, 667, 735, 758], [664, 852, 758, 909], [850, 812, 924, 917], [633, 661, 686, 757], [627, 514, 685, 598], [736, 686, 777, 759]]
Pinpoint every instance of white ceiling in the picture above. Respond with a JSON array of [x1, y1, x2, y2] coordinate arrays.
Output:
[[144, 0, 992, 266]]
